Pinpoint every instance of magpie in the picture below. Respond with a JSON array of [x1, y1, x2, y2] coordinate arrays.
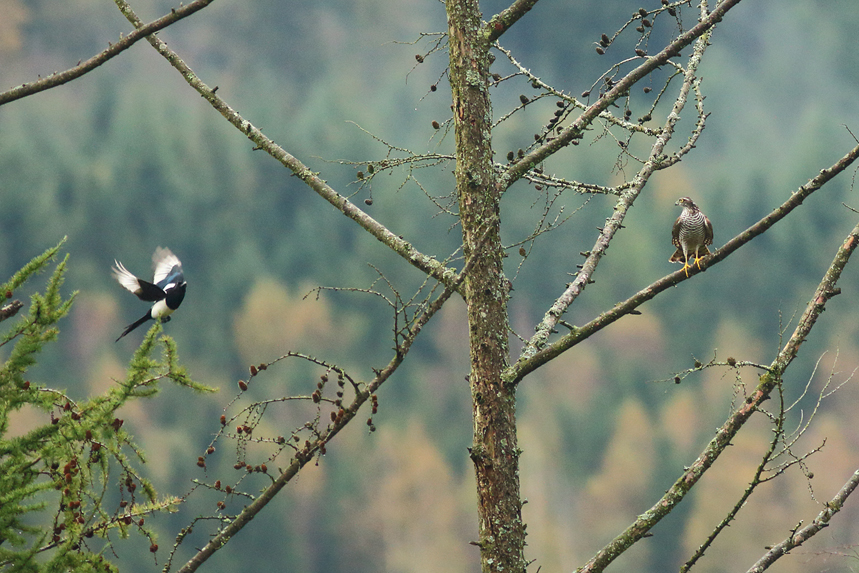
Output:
[[112, 247, 186, 342]]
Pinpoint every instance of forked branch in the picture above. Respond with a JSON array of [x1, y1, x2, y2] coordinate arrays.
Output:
[[575, 219, 859, 573], [518, 25, 712, 363], [112, 0, 462, 295], [746, 468, 859, 573], [500, 0, 744, 189], [171, 230, 485, 573], [508, 142, 859, 385]]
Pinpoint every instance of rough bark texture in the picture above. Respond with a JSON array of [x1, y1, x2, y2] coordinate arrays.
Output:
[[446, 1, 525, 571]]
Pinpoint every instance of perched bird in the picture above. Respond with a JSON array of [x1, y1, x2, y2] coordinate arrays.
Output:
[[670, 197, 714, 277], [112, 247, 186, 342]]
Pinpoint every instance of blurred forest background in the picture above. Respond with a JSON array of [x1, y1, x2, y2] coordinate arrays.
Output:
[[3, 0, 859, 571]]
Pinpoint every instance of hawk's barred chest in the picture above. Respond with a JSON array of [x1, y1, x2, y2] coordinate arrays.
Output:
[[678, 206, 707, 245]]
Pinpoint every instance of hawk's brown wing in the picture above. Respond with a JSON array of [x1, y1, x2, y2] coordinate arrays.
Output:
[[671, 215, 683, 249], [703, 214, 714, 246]]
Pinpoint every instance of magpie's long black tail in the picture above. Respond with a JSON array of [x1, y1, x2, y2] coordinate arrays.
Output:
[[115, 311, 152, 342]]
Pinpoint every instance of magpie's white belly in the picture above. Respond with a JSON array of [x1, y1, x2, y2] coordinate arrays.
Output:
[[151, 299, 174, 319]]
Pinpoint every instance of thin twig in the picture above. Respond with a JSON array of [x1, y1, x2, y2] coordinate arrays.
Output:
[[112, 0, 462, 295], [575, 219, 859, 573], [509, 142, 859, 385], [746, 468, 859, 573]]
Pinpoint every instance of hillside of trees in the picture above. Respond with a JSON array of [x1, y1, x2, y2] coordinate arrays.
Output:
[[2, 0, 859, 571]]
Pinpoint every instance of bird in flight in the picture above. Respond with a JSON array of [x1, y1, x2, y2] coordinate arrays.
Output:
[[670, 197, 713, 277], [113, 247, 186, 341]]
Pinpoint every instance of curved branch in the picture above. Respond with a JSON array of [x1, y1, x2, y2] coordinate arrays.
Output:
[[507, 142, 859, 386], [499, 0, 745, 190], [173, 233, 479, 573], [516, 26, 711, 364], [746, 468, 859, 572], [576, 218, 859, 573], [493, 43, 660, 136], [113, 0, 461, 294], [0, 0, 214, 107]]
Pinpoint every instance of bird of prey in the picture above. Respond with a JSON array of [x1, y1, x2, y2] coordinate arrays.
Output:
[[112, 247, 186, 341], [670, 197, 713, 277]]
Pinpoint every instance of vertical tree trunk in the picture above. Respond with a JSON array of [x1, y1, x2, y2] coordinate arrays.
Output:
[[446, 1, 526, 571]]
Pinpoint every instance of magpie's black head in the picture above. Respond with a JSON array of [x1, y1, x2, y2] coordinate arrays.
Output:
[[165, 281, 187, 311]]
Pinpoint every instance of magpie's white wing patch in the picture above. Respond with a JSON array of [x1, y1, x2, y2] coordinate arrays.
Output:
[[112, 261, 143, 295], [152, 247, 182, 284]]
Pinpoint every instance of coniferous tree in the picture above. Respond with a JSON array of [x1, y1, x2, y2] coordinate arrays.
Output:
[[0, 242, 212, 572]]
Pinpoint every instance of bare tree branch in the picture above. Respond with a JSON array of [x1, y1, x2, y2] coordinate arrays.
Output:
[[575, 218, 859, 573], [171, 229, 485, 573], [499, 0, 745, 190], [494, 43, 660, 137], [0, 0, 214, 107], [485, 0, 540, 42], [112, 0, 462, 295], [746, 468, 859, 573], [174, 287, 457, 573], [508, 142, 859, 384], [681, 356, 838, 571], [517, 24, 711, 364]]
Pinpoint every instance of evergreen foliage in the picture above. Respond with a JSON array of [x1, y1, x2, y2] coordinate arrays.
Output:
[[0, 242, 213, 572]]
